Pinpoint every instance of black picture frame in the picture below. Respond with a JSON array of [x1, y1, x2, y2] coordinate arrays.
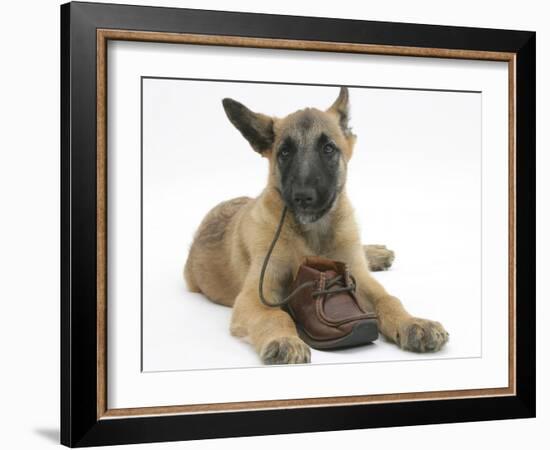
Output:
[[61, 1, 535, 447]]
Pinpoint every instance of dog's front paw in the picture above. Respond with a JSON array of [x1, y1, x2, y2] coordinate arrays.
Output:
[[397, 318, 449, 352], [260, 336, 311, 365]]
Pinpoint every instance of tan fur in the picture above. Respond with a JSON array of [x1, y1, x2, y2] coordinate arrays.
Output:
[[184, 90, 448, 364]]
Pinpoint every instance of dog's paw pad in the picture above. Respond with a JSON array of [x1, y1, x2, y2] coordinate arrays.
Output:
[[261, 336, 311, 365]]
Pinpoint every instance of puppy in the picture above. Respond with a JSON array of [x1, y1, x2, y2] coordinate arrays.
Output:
[[184, 87, 448, 364]]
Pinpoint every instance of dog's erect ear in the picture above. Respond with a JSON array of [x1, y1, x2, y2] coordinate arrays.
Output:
[[222, 98, 274, 154], [327, 87, 354, 138]]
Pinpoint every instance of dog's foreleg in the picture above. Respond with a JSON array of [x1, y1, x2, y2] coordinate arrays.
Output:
[[347, 248, 449, 352], [229, 267, 311, 365]]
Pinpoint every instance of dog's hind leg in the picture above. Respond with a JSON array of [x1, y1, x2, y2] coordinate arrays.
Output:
[[183, 258, 201, 293], [364, 244, 395, 271], [183, 196, 251, 301]]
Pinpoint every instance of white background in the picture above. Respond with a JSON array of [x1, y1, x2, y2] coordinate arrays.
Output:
[[142, 72, 484, 372], [0, 0, 546, 449]]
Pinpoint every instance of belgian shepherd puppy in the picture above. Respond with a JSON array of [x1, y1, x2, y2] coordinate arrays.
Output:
[[184, 87, 448, 364]]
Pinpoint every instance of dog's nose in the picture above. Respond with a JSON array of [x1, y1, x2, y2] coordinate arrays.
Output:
[[293, 188, 316, 208]]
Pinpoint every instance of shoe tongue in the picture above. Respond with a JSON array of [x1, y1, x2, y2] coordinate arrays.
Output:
[[324, 270, 339, 278]]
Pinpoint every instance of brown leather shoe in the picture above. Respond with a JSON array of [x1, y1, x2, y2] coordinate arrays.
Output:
[[285, 256, 378, 350]]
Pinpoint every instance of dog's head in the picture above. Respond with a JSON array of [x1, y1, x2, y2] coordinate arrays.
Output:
[[222, 87, 356, 224]]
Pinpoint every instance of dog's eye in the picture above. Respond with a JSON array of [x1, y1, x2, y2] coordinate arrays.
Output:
[[279, 148, 291, 159], [323, 143, 336, 154]]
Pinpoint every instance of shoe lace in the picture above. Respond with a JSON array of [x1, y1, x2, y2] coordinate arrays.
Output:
[[313, 274, 356, 298], [258, 206, 356, 308]]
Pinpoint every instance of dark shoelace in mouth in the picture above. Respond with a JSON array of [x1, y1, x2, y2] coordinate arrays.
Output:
[[258, 205, 356, 307]]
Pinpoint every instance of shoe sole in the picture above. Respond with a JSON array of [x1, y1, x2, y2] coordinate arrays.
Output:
[[296, 318, 379, 350]]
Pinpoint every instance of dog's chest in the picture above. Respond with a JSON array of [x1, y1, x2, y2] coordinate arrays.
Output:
[[300, 216, 334, 255]]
